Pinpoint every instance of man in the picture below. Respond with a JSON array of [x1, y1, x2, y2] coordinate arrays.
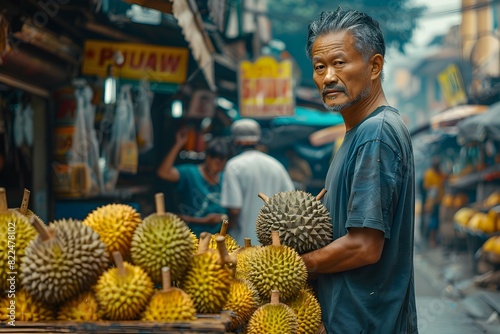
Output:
[[157, 129, 232, 237], [423, 157, 446, 248], [220, 118, 295, 245], [300, 8, 418, 334]]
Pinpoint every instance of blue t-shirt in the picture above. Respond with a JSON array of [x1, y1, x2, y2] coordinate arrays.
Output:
[[319, 106, 418, 334], [175, 164, 226, 237]]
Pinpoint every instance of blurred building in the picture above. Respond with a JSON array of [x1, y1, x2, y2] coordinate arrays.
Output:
[[388, 0, 499, 133]]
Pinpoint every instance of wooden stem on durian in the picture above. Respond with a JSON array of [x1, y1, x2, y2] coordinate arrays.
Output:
[[161, 267, 172, 292], [219, 220, 229, 236], [155, 193, 165, 215], [316, 188, 327, 201], [112, 251, 126, 277], [270, 290, 280, 305], [271, 230, 281, 246], [0, 188, 7, 213], [198, 232, 211, 254], [19, 188, 30, 215], [244, 238, 252, 248], [30, 216, 52, 242], [258, 192, 269, 203], [215, 235, 236, 266]]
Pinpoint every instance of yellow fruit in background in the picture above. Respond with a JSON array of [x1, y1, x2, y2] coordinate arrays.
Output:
[[442, 194, 454, 208], [482, 236, 497, 252], [482, 213, 497, 234], [484, 192, 500, 207], [453, 193, 469, 208], [468, 212, 487, 231], [493, 237, 500, 255], [454, 207, 478, 226]]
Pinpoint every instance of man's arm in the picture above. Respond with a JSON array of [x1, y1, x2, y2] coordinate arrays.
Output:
[[301, 227, 385, 274], [179, 213, 227, 224], [157, 130, 187, 182]]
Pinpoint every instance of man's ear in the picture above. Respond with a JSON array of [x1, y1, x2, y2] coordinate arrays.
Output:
[[370, 54, 384, 79]]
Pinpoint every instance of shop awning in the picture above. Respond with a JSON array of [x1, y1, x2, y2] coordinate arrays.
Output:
[[457, 101, 500, 144], [171, 0, 216, 91], [430, 104, 488, 130]]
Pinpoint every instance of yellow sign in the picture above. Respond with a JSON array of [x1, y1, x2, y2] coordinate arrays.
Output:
[[239, 56, 294, 118], [82, 40, 189, 83], [437, 64, 467, 107]]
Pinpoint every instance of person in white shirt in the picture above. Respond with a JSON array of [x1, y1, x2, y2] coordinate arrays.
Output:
[[220, 118, 295, 245]]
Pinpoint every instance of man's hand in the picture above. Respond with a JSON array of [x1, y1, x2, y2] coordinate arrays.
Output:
[[175, 128, 188, 146]]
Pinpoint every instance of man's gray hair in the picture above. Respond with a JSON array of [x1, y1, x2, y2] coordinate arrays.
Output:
[[306, 7, 386, 63]]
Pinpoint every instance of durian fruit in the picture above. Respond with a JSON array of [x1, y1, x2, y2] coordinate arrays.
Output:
[[287, 288, 322, 334], [57, 291, 100, 321], [256, 189, 333, 254], [95, 251, 154, 320], [131, 193, 194, 284], [209, 220, 241, 253], [189, 230, 199, 254], [20, 217, 108, 305], [247, 290, 298, 334], [180, 232, 232, 314], [0, 188, 37, 294], [83, 203, 142, 260], [223, 278, 260, 331], [247, 231, 307, 302], [234, 238, 261, 280], [0, 289, 54, 322], [141, 267, 196, 321]]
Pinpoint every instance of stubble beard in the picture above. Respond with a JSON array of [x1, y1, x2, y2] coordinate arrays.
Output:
[[322, 86, 371, 113]]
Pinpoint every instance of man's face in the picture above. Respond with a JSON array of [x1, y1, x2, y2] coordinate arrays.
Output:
[[206, 156, 227, 174], [311, 30, 372, 113]]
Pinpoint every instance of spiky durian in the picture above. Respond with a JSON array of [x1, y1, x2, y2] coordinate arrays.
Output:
[[232, 238, 260, 280], [208, 220, 241, 253], [256, 190, 333, 254], [247, 231, 307, 302], [95, 252, 154, 320], [141, 267, 196, 321], [287, 288, 322, 334], [20, 218, 108, 305], [0, 289, 54, 322], [57, 291, 100, 321], [224, 279, 260, 331], [131, 209, 194, 284], [0, 188, 37, 294], [83, 203, 142, 260], [180, 233, 232, 314], [247, 290, 298, 334]]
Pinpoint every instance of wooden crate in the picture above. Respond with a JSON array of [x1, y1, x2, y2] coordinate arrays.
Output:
[[0, 313, 231, 334]]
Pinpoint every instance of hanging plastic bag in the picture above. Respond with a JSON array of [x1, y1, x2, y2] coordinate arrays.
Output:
[[68, 81, 102, 195], [107, 84, 138, 176], [135, 80, 154, 154]]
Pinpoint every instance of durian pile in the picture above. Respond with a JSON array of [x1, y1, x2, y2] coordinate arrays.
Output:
[[0, 189, 328, 333]]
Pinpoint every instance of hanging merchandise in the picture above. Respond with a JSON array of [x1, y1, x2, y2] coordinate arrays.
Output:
[[13, 99, 33, 148], [134, 80, 154, 154], [68, 81, 102, 195], [105, 84, 138, 188]]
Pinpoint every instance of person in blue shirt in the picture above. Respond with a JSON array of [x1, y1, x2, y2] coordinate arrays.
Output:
[[157, 129, 233, 237], [300, 7, 418, 334]]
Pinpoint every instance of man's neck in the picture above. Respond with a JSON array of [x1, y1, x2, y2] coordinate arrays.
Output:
[[341, 85, 388, 132]]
